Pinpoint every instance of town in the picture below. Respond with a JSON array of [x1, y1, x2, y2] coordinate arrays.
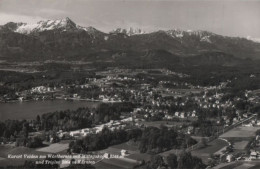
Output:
[[0, 65, 260, 169]]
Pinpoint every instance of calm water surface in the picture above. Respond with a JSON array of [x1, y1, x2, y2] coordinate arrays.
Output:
[[0, 100, 99, 121]]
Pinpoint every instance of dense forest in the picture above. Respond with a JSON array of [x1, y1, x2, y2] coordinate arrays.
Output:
[[138, 126, 197, 153], [40, 102, 134, 131]]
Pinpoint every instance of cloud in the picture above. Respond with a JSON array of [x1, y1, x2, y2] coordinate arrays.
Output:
[[0, 13, 46, 25], [38, 8, 67, 16]]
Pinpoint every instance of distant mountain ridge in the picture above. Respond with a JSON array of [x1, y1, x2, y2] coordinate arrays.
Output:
[[110, 28, 146, 36], [0, 17, 260, 65]]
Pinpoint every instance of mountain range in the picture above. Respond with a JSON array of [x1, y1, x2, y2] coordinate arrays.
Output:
[[0, 17, 259, 66]]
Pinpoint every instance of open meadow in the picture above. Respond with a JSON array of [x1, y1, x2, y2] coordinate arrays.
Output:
[[220, 126, 260, 139], [36, 142, 69, 153], [92, 141, 150, 169], [191, 139, 229, 163]]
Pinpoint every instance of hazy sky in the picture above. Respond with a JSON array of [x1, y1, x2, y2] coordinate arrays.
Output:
[[0, 0, 259, 38]]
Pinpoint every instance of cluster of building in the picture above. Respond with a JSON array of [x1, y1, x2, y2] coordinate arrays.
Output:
[[59, 117, 133, 138]]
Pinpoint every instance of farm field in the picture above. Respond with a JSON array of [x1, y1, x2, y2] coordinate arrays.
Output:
[[216, 162, 244, 169], [36, 142, 69, 153], [110, 142, 151, 161], [110, 142, 139, 152], [0, 145, 49, 166], [159, 148, 183, 157], [215, 161, 260, 169], [100, 158, 139, 169], [216, 162, 260, 169], [234, 163, 255, 169], [248, 163, 260, 169], [233, 141, 249, 150], [95, 142, 151, 161], [220, 126, 260, 138], [92, 141, 150, 169], [214, 146, 228, 156], [94, 161, 126, 169], [191, 139, 229, 163], [127, 153, 151, 161]]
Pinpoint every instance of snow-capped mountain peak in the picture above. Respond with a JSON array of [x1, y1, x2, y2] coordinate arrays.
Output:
[[165, 29, 214, 43], [166, 29, 184, 38], [246, 36, 260, 43], [13, 17, 78, 34], [110, 27, 146, 36], [2, 17, 95, 34]]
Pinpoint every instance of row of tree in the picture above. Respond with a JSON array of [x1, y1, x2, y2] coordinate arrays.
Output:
[[140, 152, 206, 169]]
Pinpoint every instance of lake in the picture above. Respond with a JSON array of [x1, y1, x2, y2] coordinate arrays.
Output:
[[0, 100, 99, 121]]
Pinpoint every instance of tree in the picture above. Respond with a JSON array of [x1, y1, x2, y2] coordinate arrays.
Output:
[[150, 155, 164, 169], [192, 156, 206, 169], [22, 123, 29, 138], [104, 115, 109, 123], [3, 130, 10, 138], [177, 151, 206, 169], [199, 138, 208, 148], [178, 152, 194, 169], [36, 115, 41, 123], [167, 154, 178, 169]]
